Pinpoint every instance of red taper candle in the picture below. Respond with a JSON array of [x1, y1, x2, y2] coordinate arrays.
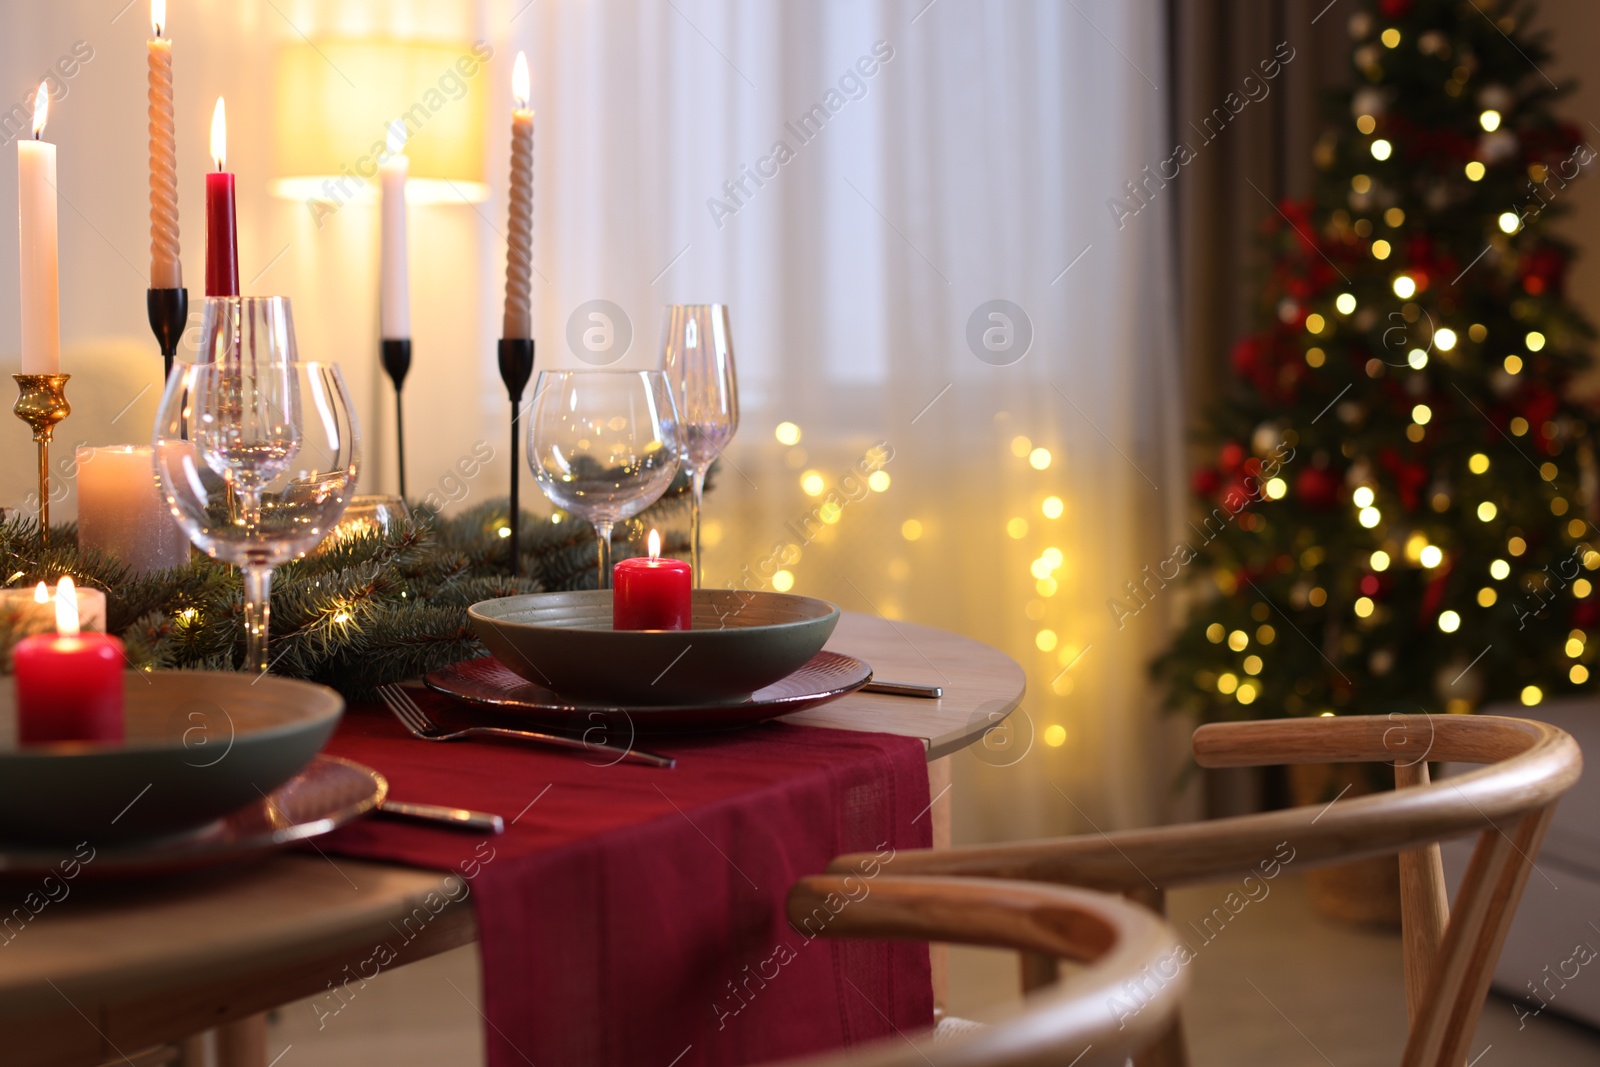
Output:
[[14, 577, 125, 745], [613, 530, 692, 631], [204, 97, 238, 297]]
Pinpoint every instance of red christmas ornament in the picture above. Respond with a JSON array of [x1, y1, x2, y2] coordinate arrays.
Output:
[[1220, 442, 1247, 475], [1294, 466, 1341, 510], [1520, 247, 1567, 297]]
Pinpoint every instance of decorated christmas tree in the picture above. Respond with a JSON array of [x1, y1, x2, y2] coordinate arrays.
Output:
[[1156, 0, 1597, 724]]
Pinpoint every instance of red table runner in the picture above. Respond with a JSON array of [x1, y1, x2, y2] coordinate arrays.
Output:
[[318, 694, 934, 1066]]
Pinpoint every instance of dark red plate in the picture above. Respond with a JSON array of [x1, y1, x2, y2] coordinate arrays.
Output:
[[423, 651, 872, 731]]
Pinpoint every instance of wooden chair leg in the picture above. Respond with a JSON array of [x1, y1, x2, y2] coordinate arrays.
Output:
[[214, 1015, 267, 1067], [1018, 949, 1058, 993], [1395, 761, 1449, 1026], [1133, 1019, 1189, 1067]]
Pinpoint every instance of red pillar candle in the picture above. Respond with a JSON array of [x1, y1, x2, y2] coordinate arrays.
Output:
[[613, 530, 692, 631], [204, 97, 238, 297], [14, 577, 125, 745]]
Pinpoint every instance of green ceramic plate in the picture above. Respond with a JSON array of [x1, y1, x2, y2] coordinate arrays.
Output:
[[469, 589, 841, 704], [0, 671, 343, 845]]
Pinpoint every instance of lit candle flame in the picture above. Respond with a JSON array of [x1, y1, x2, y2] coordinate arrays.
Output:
[[55, 576, 79, 637], [33, 581, 48, 604], [512, 51, 530, 110], [31, 84, 48, 140], [648, 528, 661, 560], [151, 0, 165, 37], [210, 97, 226, 171], [386, 117, 408, 156]]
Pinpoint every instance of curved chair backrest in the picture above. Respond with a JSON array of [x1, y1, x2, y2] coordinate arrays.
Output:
[[826, 715, 1582, 1067], [775, 875, 1188, 1067]]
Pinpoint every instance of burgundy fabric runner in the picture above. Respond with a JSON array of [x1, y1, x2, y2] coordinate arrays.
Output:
[[318, 694, 934, 1066]]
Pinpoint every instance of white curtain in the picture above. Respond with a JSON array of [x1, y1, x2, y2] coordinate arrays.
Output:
[[0, 0, 1191, 835]]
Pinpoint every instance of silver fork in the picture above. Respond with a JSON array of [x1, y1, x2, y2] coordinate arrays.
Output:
[[377, 684, 675, 769]]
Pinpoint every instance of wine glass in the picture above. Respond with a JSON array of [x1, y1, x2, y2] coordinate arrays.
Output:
[[527, 369, 681, 588], [659, 304, 737, 587], [154, 298, 360, 673]]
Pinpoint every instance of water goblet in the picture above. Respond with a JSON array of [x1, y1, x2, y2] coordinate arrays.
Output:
[[526, 369, 681, 588], [659, 304, 738, 587]]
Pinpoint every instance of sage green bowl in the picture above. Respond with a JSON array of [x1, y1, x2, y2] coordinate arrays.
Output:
[[0, 671, 343, 846], [468, 589, 841, 704]]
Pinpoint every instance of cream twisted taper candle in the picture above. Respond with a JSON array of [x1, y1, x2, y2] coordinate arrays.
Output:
[[501, 52, 534, 340], [147, 12, 181, 289]]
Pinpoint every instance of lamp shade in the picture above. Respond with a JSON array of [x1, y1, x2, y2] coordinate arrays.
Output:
[[272, 39, 488, 205]]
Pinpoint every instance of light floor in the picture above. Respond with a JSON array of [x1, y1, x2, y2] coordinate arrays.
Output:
[[263, 873, 1600, 1064]]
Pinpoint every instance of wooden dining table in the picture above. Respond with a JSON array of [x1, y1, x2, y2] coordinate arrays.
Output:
[[1, 611, 1024, 1067]]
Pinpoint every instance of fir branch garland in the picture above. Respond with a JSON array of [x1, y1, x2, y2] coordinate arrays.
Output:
[[0, 469, 703, 698]]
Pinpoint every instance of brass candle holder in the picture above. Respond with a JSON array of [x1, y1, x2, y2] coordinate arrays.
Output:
[[12, 373, 70, 544]]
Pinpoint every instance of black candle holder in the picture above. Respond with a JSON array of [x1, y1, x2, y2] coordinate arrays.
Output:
[[380, 338, 412, 501], [497, 337, 535, 576], [146, 287, 188, 381]]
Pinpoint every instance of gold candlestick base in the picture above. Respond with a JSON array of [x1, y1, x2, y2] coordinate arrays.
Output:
[[13, 373, 70, 545]]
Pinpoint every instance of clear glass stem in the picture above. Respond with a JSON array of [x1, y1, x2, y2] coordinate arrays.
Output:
[[688, 464, 709, 588], [594, 522, 615, 590], [243, 563, 274, 674]]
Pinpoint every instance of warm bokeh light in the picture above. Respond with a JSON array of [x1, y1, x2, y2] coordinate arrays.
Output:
[[1358, 506, 1381, 528], [1371, 138, 1392, 160], [867, 470, 890, 492], [1477, 501, 1497, 522], [1041, 496, 1064, 519], [1412, 404, 1432, 425], [1521, 685, 1543, 707], [1206, 623, 1225, 643], [1335, 293, 1357, 314], [1372, 239, 1392, 260], [900, 519, 923, 541], [1227, 629, 1248, 651], [1408, 349, 1427, 369], [1526, 331, 1546, 351], [1006, 517, 1028, 539], [1434, 328, 1457, 351], [1370, 550, 1390, 571], [1010, 435, 1032, 458], [1504, 355, 1523, 374], [1465, 161, 1485, 181], [1035, 629, 1058, 652], [1438, 610, 1460, 633], [1028, 447, 1052, 470], [800, 471, 825, 497], [1480, 109, 1501, 132], [771, 569, 794, 592], [1354, 596, 1374, 618], [1392, 275, 1416, 299], [1353, 486, 1375, 508], [1419, 545, 1443, 569], [1490, 559, 1510, 580], [774, 421, 801, 446], [1043, 724, 1067, 747], [1305, 313, 1326, 333], [1469, 453, 1489, 474]]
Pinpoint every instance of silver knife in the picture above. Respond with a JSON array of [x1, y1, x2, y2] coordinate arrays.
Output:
[[862, 680, 943, 698], [377, 800, 505, 834]]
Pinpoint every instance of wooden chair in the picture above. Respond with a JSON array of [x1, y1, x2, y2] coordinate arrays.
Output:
[[775, 875, 1188, 1066], [824, 714, 1582, 1067]]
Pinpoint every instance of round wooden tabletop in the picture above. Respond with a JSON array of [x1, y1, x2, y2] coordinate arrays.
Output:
[[0, 612, 1024, 1065]]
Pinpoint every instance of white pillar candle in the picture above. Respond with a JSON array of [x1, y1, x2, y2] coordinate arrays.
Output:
[[76, 446, 191, 574], [379, 119, 410, 341], [18, 85, 60, 375]]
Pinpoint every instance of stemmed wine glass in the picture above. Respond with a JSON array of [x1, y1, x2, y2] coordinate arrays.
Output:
[[154, 297, 361, 673], [527, 369, 681, 588], [659, 305, 738, 587]]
